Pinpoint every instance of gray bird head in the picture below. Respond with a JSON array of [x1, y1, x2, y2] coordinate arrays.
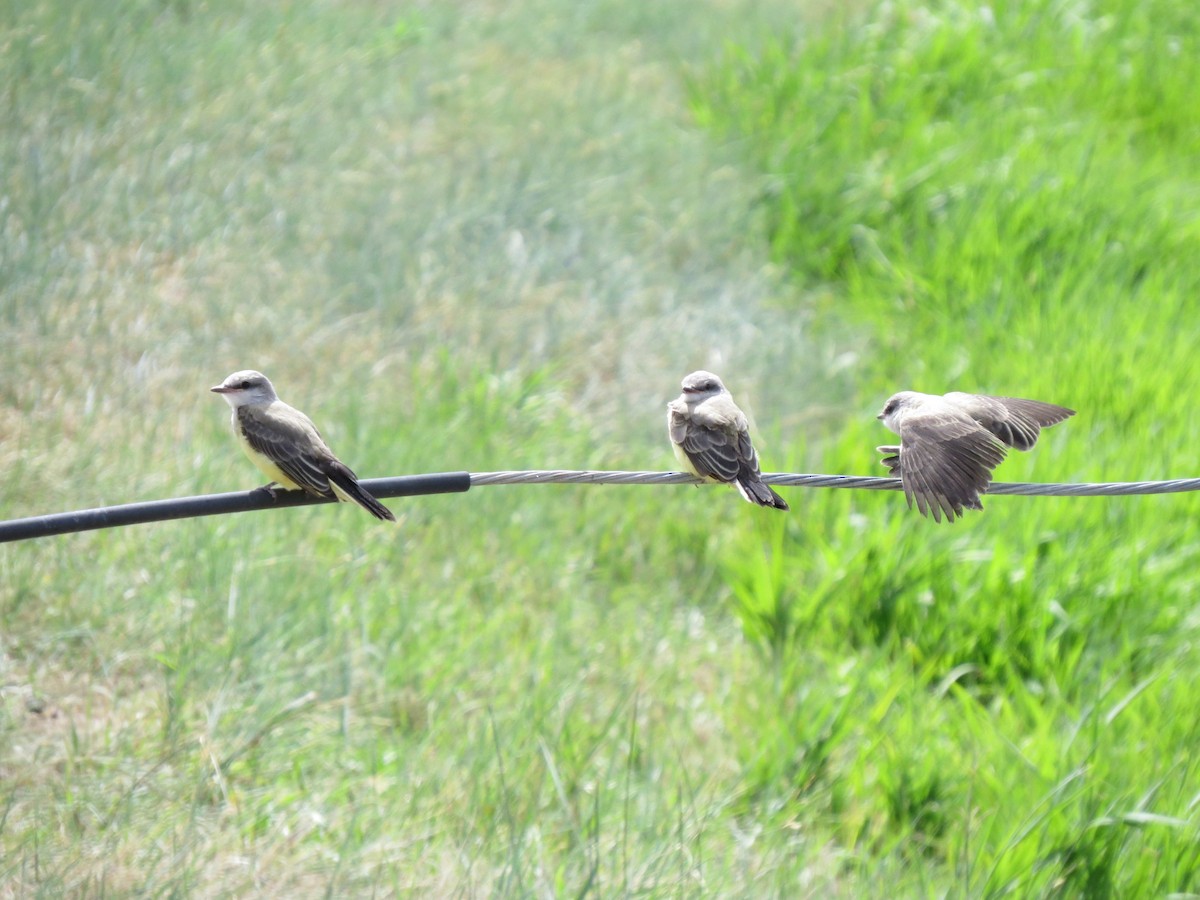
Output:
[[877, 391, 920, 431], [679, 370, 728, 404], [211, 370, 279, 408]]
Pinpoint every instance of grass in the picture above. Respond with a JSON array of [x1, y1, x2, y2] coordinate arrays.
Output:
[[2, 0, 1200, 895], [688, 0, 1200, 893]]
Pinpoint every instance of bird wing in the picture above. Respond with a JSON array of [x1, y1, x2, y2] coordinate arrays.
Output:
[[900, 411, 1007, 522], [678, 419, 747, 484], [945, 393, 1075, 452], [669, 399, 786, 509], [670, 397, 753, 484], [237, 404, 335, 497]]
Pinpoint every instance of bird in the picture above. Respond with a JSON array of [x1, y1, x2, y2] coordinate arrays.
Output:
[[211, 370, 395, 521], [876, 390, 1075, 522], [667, 370, 788, 510]]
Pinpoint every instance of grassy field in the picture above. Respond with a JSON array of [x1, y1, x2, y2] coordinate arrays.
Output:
[[3, 0, 1200, 895]]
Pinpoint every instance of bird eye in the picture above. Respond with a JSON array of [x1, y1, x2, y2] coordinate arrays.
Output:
[[240, 380, 252, 389], [884, 401, 897, 415]]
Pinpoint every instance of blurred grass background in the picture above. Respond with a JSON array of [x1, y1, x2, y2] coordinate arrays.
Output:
[[3, 0, 1200, 895]]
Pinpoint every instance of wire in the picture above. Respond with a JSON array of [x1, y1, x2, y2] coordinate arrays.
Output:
[[470, 470, 1200, 497], [2, 469, 1197, 544], [0, 472, 471, 544]]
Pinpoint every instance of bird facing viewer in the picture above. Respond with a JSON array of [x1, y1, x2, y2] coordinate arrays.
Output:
[[668, 370, 788, 510]]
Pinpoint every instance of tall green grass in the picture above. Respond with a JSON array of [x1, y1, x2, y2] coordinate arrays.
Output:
[[691, 0, 1200, 893]]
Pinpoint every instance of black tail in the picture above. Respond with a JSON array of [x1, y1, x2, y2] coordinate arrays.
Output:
[[325, 463, 396, 522], [736, 476, 789, 511]]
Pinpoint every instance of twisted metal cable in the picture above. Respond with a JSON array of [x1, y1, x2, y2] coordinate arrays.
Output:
[[470, 470, 1200, 497]]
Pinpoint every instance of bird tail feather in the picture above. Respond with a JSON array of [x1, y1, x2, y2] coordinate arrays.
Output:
[[735, 477, 789, 511], [327, 464, 396, 521]]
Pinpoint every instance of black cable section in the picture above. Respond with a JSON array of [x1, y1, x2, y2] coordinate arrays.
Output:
[[0, 472, 472, 544]]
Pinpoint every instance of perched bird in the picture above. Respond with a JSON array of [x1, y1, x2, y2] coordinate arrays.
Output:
[[667, 370, 788, 510], [211, 370, 395, 521], [877, 390, 1075, 522]]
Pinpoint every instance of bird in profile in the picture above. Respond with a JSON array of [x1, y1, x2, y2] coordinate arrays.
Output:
[[876, 390, 1075, 522], [667, 370, 788, 510], [211, 370, 395, 521]]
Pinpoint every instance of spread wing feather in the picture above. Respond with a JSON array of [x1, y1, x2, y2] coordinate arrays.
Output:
[[945, 393, 1075, 452], [899, 413, 1007, 523]]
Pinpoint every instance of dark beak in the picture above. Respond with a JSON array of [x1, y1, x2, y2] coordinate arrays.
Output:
[[211, 385, 231, 393]]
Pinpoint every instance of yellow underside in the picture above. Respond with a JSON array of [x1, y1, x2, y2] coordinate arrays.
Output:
[[234, 426, 303, 491], [234, 425, 356, 503]]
